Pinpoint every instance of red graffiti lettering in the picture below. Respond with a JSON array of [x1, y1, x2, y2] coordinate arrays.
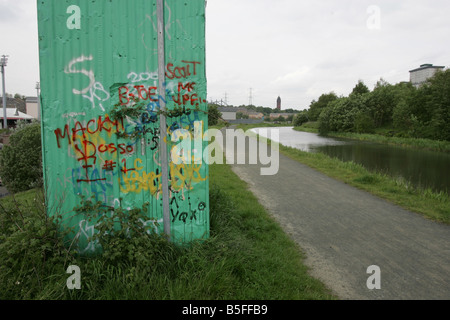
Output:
[[54, 115, 123, 148], [165, 61, 201, 80], [118, 86, 158, 106]]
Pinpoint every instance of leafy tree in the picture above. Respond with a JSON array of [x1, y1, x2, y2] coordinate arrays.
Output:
[[422, 69, 450, 140], [236, 112, 249, 119], [318, 94, 371, 134], [350, 80, 370, 96], [207, 104, 222, 126], [308, 92, 338, 121], [367, 79, 396, 127], [354, 112, 375, 133], [0, 122, 42, 193], [293, 111, 309, 127]]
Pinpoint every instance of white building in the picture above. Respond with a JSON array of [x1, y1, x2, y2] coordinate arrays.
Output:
[[1, 108, 34, 129], [409, 64, 445, 88], [218, 107, 237, 121], [26, 97, 40, 120]]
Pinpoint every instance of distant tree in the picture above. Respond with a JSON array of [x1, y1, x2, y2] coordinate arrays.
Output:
[[207, 104, 222, 126], [236, 112, 249, 119], [350, 80, 370, 96], [293, 112, 309, 126], [14, 93, 26, 100], [367, 79, 395, 127], [0, 122, 42, 193], [308, 92, 338, 121], [420, 69, 450, 140], [354, 112, 375, 133]]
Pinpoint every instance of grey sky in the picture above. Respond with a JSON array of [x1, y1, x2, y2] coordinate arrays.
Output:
[[1, 0, 449, 110]]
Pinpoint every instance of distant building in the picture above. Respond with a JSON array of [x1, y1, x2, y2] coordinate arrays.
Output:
[[218, 107, 237, 121], [248, 112, 264, 120], [270, 113, 291, 121], [1, 97, 26, 113], [276, 96, 281, 110], [1, 108, 34, 129], [409, 64, 445, 88], [26, 97, 40, 120]]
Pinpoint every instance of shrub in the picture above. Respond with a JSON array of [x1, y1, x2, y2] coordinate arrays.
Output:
[[354, 112, 375, 133], [0, 122, 42, 193], [0, 190, 76, 299], [208, 104, 222, 126], [293, 112, 309, 127]]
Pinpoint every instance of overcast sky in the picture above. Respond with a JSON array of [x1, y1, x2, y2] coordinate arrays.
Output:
[[1, 0, 449, 110]]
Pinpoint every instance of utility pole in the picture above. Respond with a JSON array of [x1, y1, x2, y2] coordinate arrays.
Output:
[[36, 82, 41, 121], [157, 0, 171, 241], [1, 55, 8, 129]]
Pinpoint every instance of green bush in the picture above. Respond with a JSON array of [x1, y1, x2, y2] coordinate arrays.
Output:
[[0, 190, 76, 299], [0, 122, 42, 193], [208, 104, 222, 126], [354, 112, 375, 134], [293, 112, 309, 127]]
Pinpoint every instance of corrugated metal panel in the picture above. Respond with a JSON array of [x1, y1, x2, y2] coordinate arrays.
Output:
[[37, 0, 208, 253]]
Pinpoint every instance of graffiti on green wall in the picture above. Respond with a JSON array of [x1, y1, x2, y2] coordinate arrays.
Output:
[[37, 0, 209, 252]]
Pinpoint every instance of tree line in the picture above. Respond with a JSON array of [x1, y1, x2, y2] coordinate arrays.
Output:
[[294, 69, 450, 141]]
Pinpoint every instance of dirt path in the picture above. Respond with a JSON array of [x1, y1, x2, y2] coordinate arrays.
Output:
[[223, 129, 450, 299]]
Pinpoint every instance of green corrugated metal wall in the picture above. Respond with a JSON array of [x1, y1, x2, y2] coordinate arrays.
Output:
[[37, 0, 209, 253]]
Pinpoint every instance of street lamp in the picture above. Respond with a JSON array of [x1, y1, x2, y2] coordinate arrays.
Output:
[[1, 55, 8, 129]]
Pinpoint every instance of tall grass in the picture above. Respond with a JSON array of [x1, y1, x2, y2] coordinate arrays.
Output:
[[0, 164, 335, 300]]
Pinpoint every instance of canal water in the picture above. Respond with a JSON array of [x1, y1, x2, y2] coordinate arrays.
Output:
[[252, 127, 450, 194]]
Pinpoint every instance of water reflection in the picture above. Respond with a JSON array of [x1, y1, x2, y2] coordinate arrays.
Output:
[[252, 127, 450, 193], [252, 126, 348, 152]]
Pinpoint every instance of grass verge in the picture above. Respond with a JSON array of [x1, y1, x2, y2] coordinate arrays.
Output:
[[0, 164, 335, 300]]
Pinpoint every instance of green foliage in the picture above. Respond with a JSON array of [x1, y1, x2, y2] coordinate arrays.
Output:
[[350, 80, 370, 96], [315, 71, 450, 141], [0, 190, 77, 299], [0, 169, 335, 300], [0, 122, 43, 193], [293, 111, 309, 127], [207, 103, 222, 126], [307, 92, 338, 122], [354, 112, 375, 134], [73, 196, 166, 266], [318, 94, 370, 134], [236, 112, 249, 120]]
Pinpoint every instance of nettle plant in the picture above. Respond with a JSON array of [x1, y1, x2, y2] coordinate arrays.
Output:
[[73, 195, 166, 265]]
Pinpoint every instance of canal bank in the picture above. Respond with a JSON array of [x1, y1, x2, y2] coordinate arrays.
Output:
[[253, 127, 450, 195], [246, 126, 450, 224]]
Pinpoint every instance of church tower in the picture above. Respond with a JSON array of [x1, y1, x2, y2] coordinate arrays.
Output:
[[277, 96, 281, 110]]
